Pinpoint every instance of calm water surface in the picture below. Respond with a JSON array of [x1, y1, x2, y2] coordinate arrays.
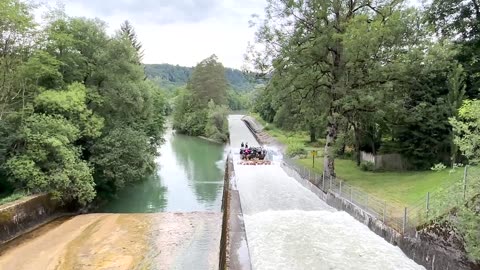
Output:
[[99, 129, 225, 213]]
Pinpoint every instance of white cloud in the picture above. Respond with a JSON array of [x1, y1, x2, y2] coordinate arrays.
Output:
[[38, 0, 267, 69]]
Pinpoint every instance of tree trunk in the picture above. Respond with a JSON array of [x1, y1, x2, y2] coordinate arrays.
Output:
[[309, 126, 316, 143], [324, 118, 337, 181], [353, 124, 361, 166]]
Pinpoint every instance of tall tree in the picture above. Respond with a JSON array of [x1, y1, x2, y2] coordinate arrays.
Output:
[[187, 55, 228, 106], [120, 20, 144, 62], [250, 0, 428, 178]]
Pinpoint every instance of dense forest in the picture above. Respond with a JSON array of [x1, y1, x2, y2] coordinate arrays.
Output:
[[248, 0, 480, 259], [146, 63, 259, 111], [145, 63, 262, 92], [173, 55, 230, 142], [0, 1, 167, 205]]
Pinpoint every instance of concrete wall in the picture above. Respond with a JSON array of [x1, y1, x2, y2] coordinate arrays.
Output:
[[281, 161, 478, 270], [0, 194, 66, 244], [219, 155, 252, 270]]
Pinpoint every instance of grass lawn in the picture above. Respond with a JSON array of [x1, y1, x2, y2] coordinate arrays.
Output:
[[250, 113, 475, 208], [297, 158, 472, 208], [250, 113, 324, 152]]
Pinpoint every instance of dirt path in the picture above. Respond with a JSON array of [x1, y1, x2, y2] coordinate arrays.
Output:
[[0, 212, 221, 270]]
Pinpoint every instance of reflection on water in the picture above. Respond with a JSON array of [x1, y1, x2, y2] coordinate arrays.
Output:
[[99, 129, 225, 213]]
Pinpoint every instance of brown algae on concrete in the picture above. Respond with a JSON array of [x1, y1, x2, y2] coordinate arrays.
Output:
[[0, 212, 222, 270]]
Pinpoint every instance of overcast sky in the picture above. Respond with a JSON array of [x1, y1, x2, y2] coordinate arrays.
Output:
[[38, 0, 266, 69]]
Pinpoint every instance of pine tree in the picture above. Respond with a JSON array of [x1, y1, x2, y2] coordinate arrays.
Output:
[[120, 20, 144, 62]]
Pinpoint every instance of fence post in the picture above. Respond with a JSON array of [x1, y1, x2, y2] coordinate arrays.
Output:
[[322, 173, 325, 191], [426, 192, 430, 220], [463, 165, 468, 200], [382, 201, 386, 223], [329, 177, 332, 191], [366, 194, 369, 208], [402, 207, 407, 234], [350, 187, 353, 202], [339, 181, 342, 196]]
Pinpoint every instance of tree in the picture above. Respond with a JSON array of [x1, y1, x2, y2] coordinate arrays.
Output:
[[428, 0, 480, 99], [0, 0, 36, 120], [172, 55, 229, 141], [188, 55, 228, 106], [447, 64, 467, 165], [120, 20, 144, 62], [1, 7, 167, 206], [250, 0, 430, 177], [6, 114, 96, 205], [450, 99, 480, 164]]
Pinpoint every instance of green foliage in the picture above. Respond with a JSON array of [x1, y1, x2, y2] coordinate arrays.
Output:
[[286, 139, 305, 157], [172, 56, 229, 142], [0, 4, 167, 206], [91, 128, 155, 192], [120, 20, 144, 61], [451, 99, 480, 164], [360, 161, 375, 172], [5, 114, 96, 205], [455, 202, 480, 261], [34, 83, 104, 139], [144, 63, 262, 92], [205, 100, 229, 142], [0, 191, 27, 205]]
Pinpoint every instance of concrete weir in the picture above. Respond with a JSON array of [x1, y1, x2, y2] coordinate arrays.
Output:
[[218, 154, 252, 270], [0, 211, 222, 270]]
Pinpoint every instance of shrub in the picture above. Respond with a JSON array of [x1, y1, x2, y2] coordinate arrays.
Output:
[[360, 161, 375, 171], [286, 140, 305, 157], [431, 163, 447, 172]]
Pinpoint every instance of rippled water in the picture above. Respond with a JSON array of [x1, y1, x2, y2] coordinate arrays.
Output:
[[228, 115, 425, 270]]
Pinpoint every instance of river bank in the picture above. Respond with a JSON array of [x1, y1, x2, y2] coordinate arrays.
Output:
[[0, 128, 227, 270]]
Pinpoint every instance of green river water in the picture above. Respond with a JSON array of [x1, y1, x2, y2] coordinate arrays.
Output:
[[99, 128, 226, 213]]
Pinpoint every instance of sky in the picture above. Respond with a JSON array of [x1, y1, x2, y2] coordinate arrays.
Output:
[[38, 0, 267, 69]]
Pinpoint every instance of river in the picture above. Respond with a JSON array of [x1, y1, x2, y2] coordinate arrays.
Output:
[[0, 128, 225, 270], [98, 128, 226, 213], [228, 114, 425, 270]]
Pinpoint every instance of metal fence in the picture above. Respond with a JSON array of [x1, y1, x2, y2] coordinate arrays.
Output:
[[282, 157, 480, 235]]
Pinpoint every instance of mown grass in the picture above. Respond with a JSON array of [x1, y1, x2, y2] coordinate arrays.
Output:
[[250, 113, 324, 155], [249, 113, 472, 208], [297, 158, 473, 208]]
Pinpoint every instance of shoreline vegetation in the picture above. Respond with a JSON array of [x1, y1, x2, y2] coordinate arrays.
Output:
[[0, 3, 167, 207], [172, 55, 230, 143]]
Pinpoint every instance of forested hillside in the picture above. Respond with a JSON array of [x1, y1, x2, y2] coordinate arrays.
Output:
[[145, 64, 260, 92]]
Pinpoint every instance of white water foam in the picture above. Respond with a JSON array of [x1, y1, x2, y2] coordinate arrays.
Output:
[[228, 115, 425, 270]]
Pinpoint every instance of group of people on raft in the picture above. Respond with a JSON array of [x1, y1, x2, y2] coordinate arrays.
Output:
[[240, 142, 267, 160]]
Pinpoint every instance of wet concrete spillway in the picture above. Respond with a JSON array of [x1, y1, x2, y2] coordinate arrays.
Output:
[[228, 115, 425, 270], [0, 129, 225, 270]]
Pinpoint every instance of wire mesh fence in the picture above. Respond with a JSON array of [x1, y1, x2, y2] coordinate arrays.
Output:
[[282, 157, 480, 235]]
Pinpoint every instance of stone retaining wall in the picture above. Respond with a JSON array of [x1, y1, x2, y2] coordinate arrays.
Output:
[[219, 155, 252, 270], [0, 194, 66, 244]]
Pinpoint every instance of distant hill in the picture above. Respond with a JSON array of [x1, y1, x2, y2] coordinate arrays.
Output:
[[144, 64, 262, 92]]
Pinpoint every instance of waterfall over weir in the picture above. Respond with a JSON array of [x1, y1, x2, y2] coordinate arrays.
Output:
[[228, 115, 424, 270]]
